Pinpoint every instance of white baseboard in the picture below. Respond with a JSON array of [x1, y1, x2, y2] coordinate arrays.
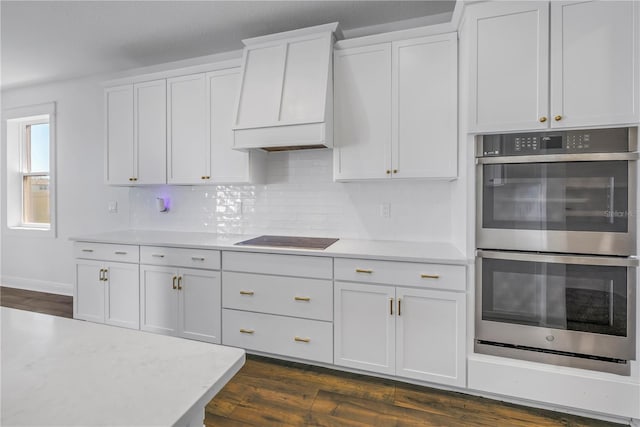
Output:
[[1, 275, 73, 296]]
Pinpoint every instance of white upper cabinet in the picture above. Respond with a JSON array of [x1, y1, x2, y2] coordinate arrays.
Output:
[[334, 43, 392, 180], [550, 1, 639, 128], [134, 80, 166, 184], [233, 23, 338, 150], [105, 85, 134, 185], [469, 1, 639, 132], [334, 32, 458, 181], [167, 73, 208, 184], [105, 81, 166, 185], [207, 69, 264, 183], [392, 34, 458, 179]]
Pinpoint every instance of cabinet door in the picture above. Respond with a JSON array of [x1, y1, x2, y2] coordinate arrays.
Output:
[[550, 1, 639, 128], [334, 44, 392, 180], [396, 288, 465, 387], [75, 260, 105, 323], [140, 265, 178, 336], [105, 85, 134, 185], [208, 69, 250, 183], [469, 2, 549, 132], [178, 268, 221, 344], [134, 80, 166, 184], [105, 262, 139, 330], [392, 33, 457, 179], [334, 281, 395, 375], [167, 74, 209, 184]]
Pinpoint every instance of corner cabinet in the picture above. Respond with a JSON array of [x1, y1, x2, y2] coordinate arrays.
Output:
[[334, 32, 458, 181], [139, 246, 222, 344], [468, 1, 640, 132], [74, 242, 140, 329], [105, 80, 166, 185], [334, 258, 466, 387]]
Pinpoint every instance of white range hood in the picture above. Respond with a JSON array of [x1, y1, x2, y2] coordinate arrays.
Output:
[[232, 22, 342, 151]]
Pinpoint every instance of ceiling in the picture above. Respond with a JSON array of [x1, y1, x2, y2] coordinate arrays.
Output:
[[0, 1, 455, 91]]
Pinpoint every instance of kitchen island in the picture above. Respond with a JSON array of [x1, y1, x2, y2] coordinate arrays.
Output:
[[1, 307, 245, 426]]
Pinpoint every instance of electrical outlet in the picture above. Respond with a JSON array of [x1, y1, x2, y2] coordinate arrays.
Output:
[[108, 201, 118, 213], [380, 203, 390, 218]]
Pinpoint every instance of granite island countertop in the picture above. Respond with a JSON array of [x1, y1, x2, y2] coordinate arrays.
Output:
[[70, 229, 470, 265]]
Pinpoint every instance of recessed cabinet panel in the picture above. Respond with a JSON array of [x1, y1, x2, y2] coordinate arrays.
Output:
[[105, 85, 134, 185], [105, 263, 139, 329], [334, 281, 396, 374], [235, 45, 286, 127], [75, 261, 105, 323], [179, 269, 221, 343], [167, 74, 208, 184], [140, 267, 178, 336], [550, 1, 639, 127], [471, 2, 549, 132], [392, 34, 457, 179], [334, 44, 392, 180], [280, 36, 329, 123], [134, 80, 166, 184]]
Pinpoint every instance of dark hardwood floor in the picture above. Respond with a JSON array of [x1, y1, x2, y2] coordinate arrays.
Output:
[[0, 286, 623, 427]]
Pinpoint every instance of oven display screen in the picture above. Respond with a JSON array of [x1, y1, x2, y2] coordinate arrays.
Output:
[[541, 135, 562, 150]]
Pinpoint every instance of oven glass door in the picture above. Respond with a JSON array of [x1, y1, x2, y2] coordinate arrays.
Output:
[[482, 160, 629, 232], [481, 256, 628, 337]]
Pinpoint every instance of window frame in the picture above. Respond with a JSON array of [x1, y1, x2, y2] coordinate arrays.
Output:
[[3, 102, 57, 237]]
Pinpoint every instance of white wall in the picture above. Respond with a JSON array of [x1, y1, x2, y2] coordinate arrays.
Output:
[[1, 76, 130, 295], [130, 149, 455, 241]]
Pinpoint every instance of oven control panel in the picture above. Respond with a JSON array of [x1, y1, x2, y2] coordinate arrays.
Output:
[[480, 127, 630, 157]]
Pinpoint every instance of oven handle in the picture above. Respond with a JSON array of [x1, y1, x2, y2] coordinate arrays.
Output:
[[476, 250, 639, 267], [477, 152, 639, 165]]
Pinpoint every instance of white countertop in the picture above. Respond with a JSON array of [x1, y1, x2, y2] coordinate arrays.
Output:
[[70, 229, 469, 265], [1, 308, 245, 426]]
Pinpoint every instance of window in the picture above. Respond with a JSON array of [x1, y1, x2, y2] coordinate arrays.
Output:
[[4, 102, 56, 236]]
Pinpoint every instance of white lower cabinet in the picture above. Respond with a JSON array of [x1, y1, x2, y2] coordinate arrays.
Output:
[[139, 246, 221, 343], [334, 258, 466, 387], [74, 254, 140, 329], [221, 251, 333, 363]]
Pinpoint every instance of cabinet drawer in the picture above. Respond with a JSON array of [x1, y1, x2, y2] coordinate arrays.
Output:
[[223, 251, 332, 279], [222, 309, 333, 364], [140, 246, 220, 270], [74, 242, 139, 263], [222, 272, 332, 321], [334, 258, 466, 292]]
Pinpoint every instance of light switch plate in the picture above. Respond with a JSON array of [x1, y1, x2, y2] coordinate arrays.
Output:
[[108, 201, 118, 213]]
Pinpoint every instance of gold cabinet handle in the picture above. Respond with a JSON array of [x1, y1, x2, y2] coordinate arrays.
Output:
[[114, 251, 127, 255], [99, 269, 105, 281], [294, 337, 310, 343], [240, 328, 254, 334], [81, 249, 94, 253], [355, 268, 373, 274], [386, 170, 391, 175], [103, 269, 108, 282], [128, 177, 138, 182], [200, 176, 211, 180], [191, 257, 205, 261], [151, 254, 165, 258], [554, 115, 562, 121], [172, 275, 177, 290], [390, 298, 394, 315], [177, 276, 183, 291], [294, 296, 311, 302], [539, 116, 547, 123], [398, 298, 402, 316], [393, 169, 398, 174], [420, 274, 440, 279], [239, 290, 254, 296]]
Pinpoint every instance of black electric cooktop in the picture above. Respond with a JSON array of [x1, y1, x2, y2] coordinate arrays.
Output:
[[234, 235, 339, 250]]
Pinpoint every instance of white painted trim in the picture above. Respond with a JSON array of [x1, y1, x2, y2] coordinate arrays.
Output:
[[1, 275, 73, 296], [335, 22, 456, 50], [241, 22, 341, 46]]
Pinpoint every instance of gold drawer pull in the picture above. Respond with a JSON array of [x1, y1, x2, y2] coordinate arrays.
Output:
[[554, 115, 562, 121], [390, 298, 394, 315], [420, 274, 440, 279], [151, 254, 165, 258], [191, 257, 205, 261], [294, 337, 310, 343], [177, 276, 183, 291], [172, 276, 177, 290], [240, 290, 254, 296], [114, 251, 127, 255], [81, 249, 94, 253], [240, 328, 254, 334], [355, 268, 373, 274], [294, 296, 311, 302]]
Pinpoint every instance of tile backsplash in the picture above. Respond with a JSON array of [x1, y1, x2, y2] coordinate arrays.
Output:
[[130, 150, 453, 242]]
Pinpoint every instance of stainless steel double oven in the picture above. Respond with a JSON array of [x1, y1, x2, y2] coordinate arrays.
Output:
[[475, 127, 638, 375]]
